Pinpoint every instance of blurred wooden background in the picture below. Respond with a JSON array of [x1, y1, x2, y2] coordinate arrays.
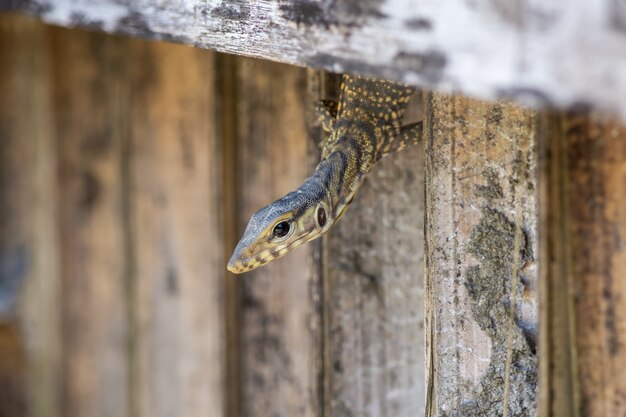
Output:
[[0, 14, 425, 417]]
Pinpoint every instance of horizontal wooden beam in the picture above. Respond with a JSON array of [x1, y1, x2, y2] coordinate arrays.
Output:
[[3, 0, 626, 118]]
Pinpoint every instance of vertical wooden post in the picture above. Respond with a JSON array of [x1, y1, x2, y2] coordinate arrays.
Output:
[[0, 15, 59, 417], [322, 89, 426, 416], [424, 93, 538, 416], [51, 26, 132, 417], [129, 40, 225, 417], [235, 58, 322, 417], [539, 111, 626, 417], [215, 53, 242, 417]]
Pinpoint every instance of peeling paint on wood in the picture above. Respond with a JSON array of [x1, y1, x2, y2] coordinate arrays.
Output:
[[4, 0, 626, 118]]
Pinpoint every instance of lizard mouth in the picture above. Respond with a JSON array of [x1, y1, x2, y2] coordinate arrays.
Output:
[[227, 233, 314, 274]]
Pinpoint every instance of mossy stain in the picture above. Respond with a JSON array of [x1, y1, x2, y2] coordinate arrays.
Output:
[[448, 208, 537, 417]]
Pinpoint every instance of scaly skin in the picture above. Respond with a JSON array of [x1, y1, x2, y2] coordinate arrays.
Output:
[[227, 75, 422, 274]]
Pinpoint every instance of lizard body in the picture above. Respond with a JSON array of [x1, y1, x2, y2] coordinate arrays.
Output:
[[227, 75, 422, 274]]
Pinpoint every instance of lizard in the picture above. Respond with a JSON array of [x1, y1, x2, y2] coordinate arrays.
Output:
[[227, 74, 423, 274]]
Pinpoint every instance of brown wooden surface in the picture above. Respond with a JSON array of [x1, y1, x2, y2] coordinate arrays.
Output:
[[0, 20, 427, 416], [424, 94, 538, 417], [14, 13, 624, 417], [539, 111, 626, 417], [52, 27, 131, 417], [130, 40, 225, 417], [235, 57, 322, 417], [217, 53, 243, 417], [0, 18, 229, 417], [537, 113, 578, 417], [323, 91, 425, 417], [0, 15, 59, 417]]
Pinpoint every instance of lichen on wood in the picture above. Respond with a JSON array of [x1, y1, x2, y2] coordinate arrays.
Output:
[[425, 94, 538, 417], [456, 208, 536, 417]]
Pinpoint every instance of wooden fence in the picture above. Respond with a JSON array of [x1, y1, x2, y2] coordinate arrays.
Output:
[[2, 10, 626, 417], [0, 14, 425, 417]]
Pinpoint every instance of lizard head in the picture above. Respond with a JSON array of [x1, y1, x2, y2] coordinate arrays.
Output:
[[227, 190, 331, 274]]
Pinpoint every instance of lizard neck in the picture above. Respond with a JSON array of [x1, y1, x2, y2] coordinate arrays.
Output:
[[301, 119, 379, 223]]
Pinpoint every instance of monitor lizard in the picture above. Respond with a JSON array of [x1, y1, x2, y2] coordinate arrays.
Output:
[[227, 75, 422, 274]]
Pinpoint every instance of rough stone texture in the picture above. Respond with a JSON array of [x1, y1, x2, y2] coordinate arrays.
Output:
[[3, 0, 626, 118], [424, 94, 538, 417]]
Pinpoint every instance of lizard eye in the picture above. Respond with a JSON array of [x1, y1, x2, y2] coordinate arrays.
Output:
[[317, 207, 327, 228], [272, 221, 290, 238]]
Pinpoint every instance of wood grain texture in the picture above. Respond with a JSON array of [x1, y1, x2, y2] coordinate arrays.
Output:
[[236, 58, 321, 417], [537, 113, 577, 417], [5, 0, 626, 118], [216, 53, 243, 417], [323, 91, 425, 417], [52, 26, 131, 417], [130, 40, 225, 417], [424, 94, 538, 417], [539, 111, 626, 417], [0, 14, 59, 417]]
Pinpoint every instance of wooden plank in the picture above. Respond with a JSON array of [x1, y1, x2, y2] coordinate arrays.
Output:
[[236, 57, 321, 417], [0, 14, 59, 417], [215, 53, 243, 417], [539, 111, 626, 417], [537, 112, 577, 417], [51, 25, 131, 417], [129, 39, 225, 417], [424, 94, 538, 416], [5, 1, 626, 118], [322, 90, 425, 417]]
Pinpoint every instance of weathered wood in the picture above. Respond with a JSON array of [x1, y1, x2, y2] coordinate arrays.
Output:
[[539, 111, 626, 417], [424, 94, 538, 416], [236, 57, 321, 417], [129, 40, 225, 417], [0, 14, 59, 417], [537, 112, 577, 417], [52, 26, 131, 417], [4, 1, 626, 118], [216, 53, 243, 417], [322, 88, 425, 417]]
